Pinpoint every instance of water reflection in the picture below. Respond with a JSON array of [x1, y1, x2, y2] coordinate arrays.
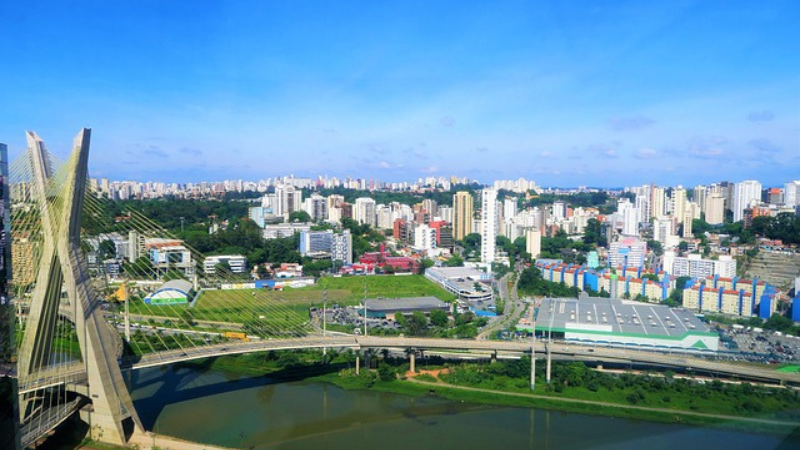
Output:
[[131, 366, 796, 450]]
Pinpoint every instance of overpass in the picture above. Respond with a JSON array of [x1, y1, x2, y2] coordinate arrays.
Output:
[[19, 334, 800, 399]]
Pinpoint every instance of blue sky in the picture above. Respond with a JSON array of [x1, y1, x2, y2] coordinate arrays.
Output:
[[1, 1, 798, 187]]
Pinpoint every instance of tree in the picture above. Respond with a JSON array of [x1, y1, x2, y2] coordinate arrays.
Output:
[[288, 210, 312, 223], [647, 240, 663, 256], [406, 312, 429, 335], [642, 273, 659, 282], [691, 218, 712, 236], [678, 241, 689, 252], [430, 309, 449, 328], [98, 239, 117, 260], [124, 256, 155, 278], [445, 254, 464, 267], [214, 261, 232, 275], [764, 313, 793, 333], [583, 218, 607, 247]]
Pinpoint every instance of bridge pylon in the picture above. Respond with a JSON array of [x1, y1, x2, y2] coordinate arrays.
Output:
[[16, 129, 142, 445]]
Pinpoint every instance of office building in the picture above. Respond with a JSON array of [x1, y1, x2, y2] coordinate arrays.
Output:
[[299, 230, 334, 256]]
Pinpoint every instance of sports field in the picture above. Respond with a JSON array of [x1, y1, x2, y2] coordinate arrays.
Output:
[[128, 275, 454, 327]]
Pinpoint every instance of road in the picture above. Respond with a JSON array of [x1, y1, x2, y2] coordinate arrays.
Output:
[[19, 334, 800, 396], [478, 272, 527, 339]]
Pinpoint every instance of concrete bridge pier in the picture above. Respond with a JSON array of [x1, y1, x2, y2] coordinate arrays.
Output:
[[546, 344, 552, 384], [490, 351, 497, 364], [409, 352, 416, 373], [355, 355, 360, 375]]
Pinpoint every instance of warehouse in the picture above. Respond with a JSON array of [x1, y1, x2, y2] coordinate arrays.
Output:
[[531, 295, 719, 350], [362, 296, 451, 319]]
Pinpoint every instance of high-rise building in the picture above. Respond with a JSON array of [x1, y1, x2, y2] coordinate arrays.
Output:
[[503, 198, 518, 222], [705, 194, 725, 225], [664, 252, 736, 278], [274, 183, 303, 219], [354, 197, 377, 227], [709, 181, 734, 213], [452, 191, 473, 241], [480, 188, 497, 264], [422, 199, 438, 219], [413, 224, 437, 251], [733, 180, 762, 222], [693, 185, 707, 214], [437, 205, 453, 223], [617, 199, 639, 236], [784, 180, 800, 207], [652, 217, 674, 247], [552, 201, 566, 221], [608, 238, 647, 268], [650, 186, 666, 219], [302, 194, 327, 221], [670, 186, 687, 220], [526, 228, 541, 259], [331, 230, 353, 264], [299, 230, 334, 256], [635, 192, 650, 223], [682, 202, 696, 238]]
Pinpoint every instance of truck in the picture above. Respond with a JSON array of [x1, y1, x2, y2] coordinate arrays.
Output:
[[223, 331, 250, 342]]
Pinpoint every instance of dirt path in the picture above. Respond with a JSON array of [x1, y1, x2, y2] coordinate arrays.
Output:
[[126, 430, 240, 450], [406, 378, 800, 426]]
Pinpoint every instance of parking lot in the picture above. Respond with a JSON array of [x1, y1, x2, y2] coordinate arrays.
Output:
[[309, 304, 401, 333], [716, 325, 800, 364]]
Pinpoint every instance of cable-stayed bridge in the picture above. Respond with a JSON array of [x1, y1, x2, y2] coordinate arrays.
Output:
[[6, 130, 799, 449]]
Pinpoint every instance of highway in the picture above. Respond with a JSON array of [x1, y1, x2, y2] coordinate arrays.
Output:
[[17, 333, 800, 398]]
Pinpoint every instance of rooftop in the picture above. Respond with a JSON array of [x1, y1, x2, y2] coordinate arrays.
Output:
[[536, 296, 712, 338], [365, 296, 449, 312]]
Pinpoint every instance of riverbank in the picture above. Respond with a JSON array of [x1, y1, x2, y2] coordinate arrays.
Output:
[[311, 370, 800, 435], [168, 350, 800, 434]]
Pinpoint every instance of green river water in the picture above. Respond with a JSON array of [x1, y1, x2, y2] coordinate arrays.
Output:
[[130, 366, 799, 450]]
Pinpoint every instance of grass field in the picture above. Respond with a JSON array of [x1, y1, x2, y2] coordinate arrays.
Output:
[[776, 365, 800, 373], [314, 275, 457, 303], [126, 275, 454, 334]]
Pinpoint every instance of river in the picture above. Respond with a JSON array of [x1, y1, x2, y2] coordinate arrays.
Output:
[[131, 366, 798, 450]]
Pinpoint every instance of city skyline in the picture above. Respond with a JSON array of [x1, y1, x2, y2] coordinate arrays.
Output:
[[1, 1, 798, 186]]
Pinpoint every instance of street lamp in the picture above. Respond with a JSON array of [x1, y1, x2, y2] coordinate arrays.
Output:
[[323, 289, 327, 358]]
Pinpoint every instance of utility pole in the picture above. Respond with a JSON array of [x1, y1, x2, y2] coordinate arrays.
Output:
[[363, 280, 368, 337], [322, 290, 327, 358], [124, 282, 131, 343], [547, 297, 554, 384], [530, 301, 536, 391], [180, 216, 185, 233]]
